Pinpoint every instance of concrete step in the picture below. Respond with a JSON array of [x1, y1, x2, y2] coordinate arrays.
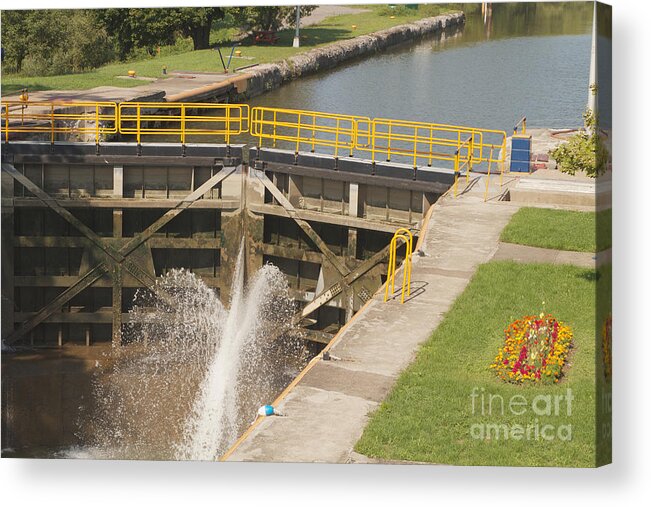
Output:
[[508, 177, 611, 208]]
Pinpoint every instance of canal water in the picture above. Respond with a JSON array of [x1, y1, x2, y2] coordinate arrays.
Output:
[[251, 2, 597, 132]]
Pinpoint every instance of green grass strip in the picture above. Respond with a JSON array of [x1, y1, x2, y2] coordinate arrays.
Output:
[[500, 207, 611, 252]]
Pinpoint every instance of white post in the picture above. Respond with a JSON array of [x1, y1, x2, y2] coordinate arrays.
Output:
[[293, 6, 301, 48], [587, 1, 598, 130]]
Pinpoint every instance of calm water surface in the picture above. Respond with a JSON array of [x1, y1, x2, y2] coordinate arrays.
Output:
[[250, 3, 601, 132]]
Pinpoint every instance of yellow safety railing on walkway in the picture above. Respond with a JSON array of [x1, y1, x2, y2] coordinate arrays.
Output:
[[1, 101, 509, 191], [357, 117, 507, 175], [357, 118, 480, 169], [118, 102, 249, 145], [384, 228, 413, 304], [1, 101, 118, 144], [250, 106, 370, 158]]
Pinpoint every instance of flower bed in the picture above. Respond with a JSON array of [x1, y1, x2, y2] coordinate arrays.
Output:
[[490, 314, 573, 384], [602, 314, 612, 381]]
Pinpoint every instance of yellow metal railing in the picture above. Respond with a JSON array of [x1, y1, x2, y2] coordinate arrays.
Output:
[[118, 102, 249, 145], [384, 228, 413, 304], [1, 101, 508, 195], [357, 118, 480, 169], [513, 116, 527, 135], [358, 117, 507, 175], [1, 101, 118, 144], [250, 106, 370, 158]]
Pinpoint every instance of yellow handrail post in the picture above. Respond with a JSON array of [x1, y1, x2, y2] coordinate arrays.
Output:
[[428, 125, 433, 167], [484, 146, 494, 202], [95, 104, 100, 146], [136, 104, 141, 146], [295, 111, 301, 154], [453, 150, 460, 198], [371, 120, 377, 166], [50, 103, 55, 145], [4, 104, 9, 143], [466, 135, 473, 184], [334, 117, 340, 159], [311, 113, 316, 153], [499, 138, 506, 186], [272, 109, 277, 148], [180, 104, 186, 146], [412, 125, 418, 170], [225, 105, 231, 145]]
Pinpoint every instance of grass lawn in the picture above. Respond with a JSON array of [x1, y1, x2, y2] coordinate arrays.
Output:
[[355, 261, 611, 467], [1, 5, 455, 95], [499, 207, 612, 252]]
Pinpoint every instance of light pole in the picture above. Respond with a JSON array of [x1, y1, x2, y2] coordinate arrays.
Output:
[[587, 1, 598, 133], [293, 6, 301, 48]]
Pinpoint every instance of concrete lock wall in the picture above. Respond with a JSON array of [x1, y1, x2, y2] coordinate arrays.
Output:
[[2, 142, 451, 346]]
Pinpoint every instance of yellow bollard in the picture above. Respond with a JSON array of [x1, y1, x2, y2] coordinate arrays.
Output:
[[128, 70, 136, 78]]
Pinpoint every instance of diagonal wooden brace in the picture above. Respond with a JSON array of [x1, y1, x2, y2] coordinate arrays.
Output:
[[294, 240, 395, 324]]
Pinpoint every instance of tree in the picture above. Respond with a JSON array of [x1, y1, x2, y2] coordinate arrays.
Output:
[[549, 110, 609, 178], [95, 8, 177, 60], [174, 8, 225, 50], [95, 7, 226, 58], [1, 10, 64, 73], [232, 6, 317, 32], [1, 9, 112, 75]]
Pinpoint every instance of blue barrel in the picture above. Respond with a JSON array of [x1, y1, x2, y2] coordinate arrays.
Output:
[[510, 135, 532, 173]]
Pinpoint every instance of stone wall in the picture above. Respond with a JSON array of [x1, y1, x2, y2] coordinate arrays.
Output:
[[244, 12, 465, 98]]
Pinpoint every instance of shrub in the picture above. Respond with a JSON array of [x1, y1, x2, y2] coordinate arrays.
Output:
[[549, 109, 609, 178], [377, 5, 413, 17], [490, 314, 573, 384]]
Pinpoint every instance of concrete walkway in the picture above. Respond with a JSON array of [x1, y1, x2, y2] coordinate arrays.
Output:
[[225, 189, 517, 463], [3, 72, 250, 105], [492, 242, 611, 268]]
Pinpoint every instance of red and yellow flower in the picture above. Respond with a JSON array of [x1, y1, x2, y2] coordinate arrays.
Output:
[[490, 314, 573, 384]]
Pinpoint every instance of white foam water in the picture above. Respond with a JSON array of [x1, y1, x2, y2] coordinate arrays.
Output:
[[84, 240, 301, 460], [176, 240, 295, 460]]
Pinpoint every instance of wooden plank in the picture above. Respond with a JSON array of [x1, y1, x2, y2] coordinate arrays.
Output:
[[13, 198, 240, 209], [14, 236, 222, 249]]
